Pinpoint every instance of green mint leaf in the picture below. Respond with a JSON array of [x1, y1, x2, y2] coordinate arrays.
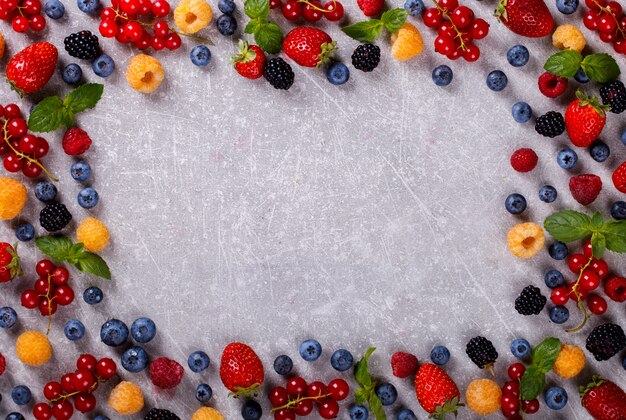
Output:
[[367, 392, 386, 420], [354, 347, 376, 388], [67, 243, 85, 264], [27, 96, 64, 133], [245, 18, 262, 34], [75, 252, 112, 280], [254, 22, 283, 54], [355, 388, 368, 405], [602, 220, 626, 253], [35, 235, 74, 262], [342, 20, 384, 43], [544, 210, 592, 242], [244, 0, 269, 19], [581, 53, 620, 83], [591, 232, 606, 259], [380, 8, 408, 33], [544, 50, 582, 78], [520, 365, 546, 401], [62, 107, 75, 128], [590, 211, 604, 230], [64, 83, 104, 114], [531, 337, 560, 373]]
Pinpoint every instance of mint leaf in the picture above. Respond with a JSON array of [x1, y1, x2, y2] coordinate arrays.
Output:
[[602, 220, 626, 253], [64, 83, 104, 114], [68, 243, 85, 264], [520, 365, 546, 401], [544, 50, 582, 78], [355, 388, 368, 405], [28, 96, 64, 133], [590, 211, 604, 229], [342, 20, 384, 42], [35, 235, 73, 261], [244, 0, 269, 19], [245, 18, 262, 34], [581, 53, 620, 83], [531, 337, 560, 372], [380, 8, 408, 33], [367, 392, 386, 420], [36, 235, 111, 280], [254, 22, 283, 54], [591, 231, 606, 259], [354, 347, 376, 388], [544, 210, 592, 242], [75, 252, 111, 280]]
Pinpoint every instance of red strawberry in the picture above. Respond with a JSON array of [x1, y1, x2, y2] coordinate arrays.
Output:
[[283, 27, 336, 68], [220, 342, 264, 396], [0, 242, 22, 283], [495, 0, 554, 38], [569, 174, 602, 205], [612, 161, 626, 193], [415, 363, 462, 416], [510, 148, 538, 172], [391, 352, 419, 378], [6, 42, 58, 95], [62, 128, 92, 156], [565, 91, 609, 147], [357, 0, 384, 16], [580, 376, 626, 420], [232, 40, 266, 80]]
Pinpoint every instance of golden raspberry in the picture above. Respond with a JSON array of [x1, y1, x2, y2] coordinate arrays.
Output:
[[192, 407, 224, 420], [552, 25, 586, 53], [553, 344, 585, 378], [465, 379, 502, 415], [0, 177, 27, 220], [507, 222, 545, 259], [174, 0, 212, 34], [76, 217, 110, 252], [390, 22, 424, 61], [108, 381, 144, 415], [0, 30, 5, 59], [15, 330, 52, 366], [126, 54, 165, 94]]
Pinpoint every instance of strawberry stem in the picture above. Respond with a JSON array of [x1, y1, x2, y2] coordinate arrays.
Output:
[[1, 120, 58, 182]]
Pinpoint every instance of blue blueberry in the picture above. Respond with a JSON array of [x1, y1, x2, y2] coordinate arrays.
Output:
[[548, 241, 568, 260], [62, 63, 82, 85], [11, 385, 31, 405], [64, 319, 85, 341], [350, 405, 369, 420], [544, 386, 568, 410], [326, 62, 350, 85], [6, 414, 25, 420], [375, 382, 397, 406], [94, 416, 111, 420], [486, 70, 508, 91], [396, 408, 416, 420], [44, 0, 65, 18], [273, 354, 293, 375], [70, 161, 92, 182], [574, 67, 589, 83], [621, 129, 626, 145], [190, 45, 212, 67], [299, 339, 322, 361], [217, 14, 237, 36], [430, 345, 450, 365], [195, 383, 213, 403], [590, 141, 610, 162], [545, 270, 564, 289], [330, 349, 353, 371], [0, 307, 17, 329], [35, 181, 57, 202], [241, 399, 262, 420], [512, 101, 532, 123], [130, 317, 156, 343], [623, 354, 626, 371], [100, 319, 129, 346], [539, 185, 557, 203], [550, 306, 569, 324], [77, 0, 100, 13], [432, 65, 453, 86], [556, 0, 578, 14], [83, 286, 103, 304], [403, 0, 424, 16], [92, 54, 115, 78], [188, 350, 210, 372], [77, 187, 99, 209], [557, 148, 578, 169], [121, 346, 149, 372], [510, 338, 531, 359], [611, 201, 626, 220], [507, 45, 529, 67], [505, 193, 527, 215], [218, 0, 236, 14], [15, 223, 35, 241]]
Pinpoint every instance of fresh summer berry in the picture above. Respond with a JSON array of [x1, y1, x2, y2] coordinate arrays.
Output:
[[545, 270, 564, 289], [553, 344, 586, 378], [100, 318, 129, 346], [414, 363, 461, 416], [108, 381, 144, 415], [218, 0, 235, 14], [326, 62, 350, 85], [510, 148, 537, 172], [508, 362, 526, 380], [70, 161, 91, 182], [64, 31, 100, 60], [580, 377, 626, 420], [62, 127, 92, 155], [600, 80, 626, 114], [613, 161, 626, 193], [126, 54, 164, 93], [515, 285, 546, 315], [328, 378, 349, 401], [283, 27, 335, 68], [330, 348, 353, 371], [507, 45, 529, 67], [539, 185, 558, 203], [300, 338, 322, 361], [391, 22, 424, 61], [196, 383, 213, 403], [131, 316, 156, 343], [33, 181, 56, 203], [281, 0, 302, 20], [349, 405, 368, 420], [217, 14, 236, 35], [611, 201, 626, 220], [83, 286, 103, 304], [302, 0, 323, 21], [188, 350, 210, 372], [121, 346, 149, 372], [604, 276, 626, 302], [565, 91, 608, 147], [374, 382, 397, 406], [579, 269, 600, 290], [486, 70, 507, 91], [150, 357, 184, 389], [96, 357, 116, 379], [92, 54, 115, 77], [552, 24, 586, 52], [544, 386, 568, 410], [174, 0, 212, 34], [557, 147, 577, 169], [507, 222, 544, 258], [287, 376, 307, 396], [62, 63, 82, 84], [318, 398, 340, 419], [357, 0, 383, 17], [505, 193, 526, 215], [77, 216, 110, 252], [11, 384, 31, 405], [536, 111, 565, 137], [77, 187, 99, 209], [466, 336, 498, 371], [233, 41, 266, 80], [589, 140, 610, 162], [16, 330, 52, 366], [574, 67, 589, 83], [538, 72, 568, 98], [44, 0, 64, 18], [396, 408, 416, 420], [269, 386, 288, 407], [191, 45, 212, 67], [586, 323, 626, 361], [548, 241, 568, 260], [0, 177, 27, 221], [569, 174, 602, 205], [510, 338, 531, 359], [494, 0, 554, 37], [391, 351, 418, 377], [39, 203, 72, 232], [192, 407, 224, 419], [465, 379, 501, 415], [219, 342, 264, 394], [6, 42, 58, 95], [273, 354, 293, 375], [0, 306, 17, 328], [324, 0, 344, 21], [432, 65, 453, 86], [511, 101, 531, 123], [351, 44, 380, 72], [556, 0, 578, 14], [64, 319, 85, 340], [77, 0, 100, 13]]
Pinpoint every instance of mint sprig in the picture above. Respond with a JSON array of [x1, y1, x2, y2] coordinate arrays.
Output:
[[520, 337, 561, 401], [354, 348, 386, 420], [28, 83, 104, 132], [544, 51, 620, 83], [342, 8, 408, 43], [35, 235, 111, 280], [243, 0, 283, 53]]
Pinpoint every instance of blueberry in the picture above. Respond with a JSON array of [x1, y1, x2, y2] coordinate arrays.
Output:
[[507, 45, 529, 67], [77, 187, 99, 209], [623, 354, 626, 371], [0, 307, 17, 329], [94, 416, 111, 420], [35, 181, 57, 202], [330, 349, 353, 371], [396, 408, 417, 420], [241, 399, 262, 420], [556, 0, 578, 14], [548, 241, 568, 260], [195, 383, 213, 403], [430, 345, 450, 365], [544, 270, 564, 289], [611, 201, 626, 220], [403, 0, 424, 16], [100, 318, 129, 346], [432, 65, 453, 86], [350, 405, 369, 420], [64, 319, 85, 341], [557, 148, 578, 169], [512, 101, 532, 123], [11, 385, 31, 405], [590, 140, 610, 162], [70, 161, 92, 182], [510, 338, 531, 359], [299, 339, 322, 361], [374, 382, 398, 406], [83, 286, 103, 304], [130, 317, 157, 343], [62, 63, 82, 85], [6, 414, 25, 420], [621, 129, 626, 146], [544, 386, 568, 410], [273, 354, 293, 375], [190, 45, 212, 67], [486, 70, 508, 91], [188, 350, 210, 372], [121, 346, 149, 372], [549, 306, 569, 324], [574, 68, 589, 83], [92, 54, 115, 77], [505, 193, 527, 215], [538, 185, 557, 203], [326, 62, 350, 85], [44, 0, 65, 18], [217, 14, 237, 36], [218, 0, 236, 14], [15, 223, 35, 241], [77, 0, 100, 13]]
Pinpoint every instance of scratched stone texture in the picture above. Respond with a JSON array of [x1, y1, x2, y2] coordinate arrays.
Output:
[[0, 0, 625, 418]]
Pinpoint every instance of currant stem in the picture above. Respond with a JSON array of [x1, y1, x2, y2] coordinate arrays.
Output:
[[271, 393, 332, 412], [1, 120, 58, 182], [431, 0, 468, 52], [49, 377, 102, 403], [296, 0, 336, 13], [591, 0, 626, 38], [566, 257, 593, 334], [44, 273, 53, 335]]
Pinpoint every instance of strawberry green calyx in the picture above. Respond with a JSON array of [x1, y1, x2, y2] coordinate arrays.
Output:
[[494, 0, 509, 22], [316, 41, 337, 69], [228, 383, 262, 398], [429, 397, 464, 420], [4, 242, 23, 279], [579, 375, 605, 397], [231, 39, 257, 64], [575, 90, 611, 117]]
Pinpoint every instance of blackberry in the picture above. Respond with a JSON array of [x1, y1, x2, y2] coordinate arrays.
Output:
[[515, 285, 547, 315], [600, 80, 626, 114], [39, 203, 72, 232], [264, 58, 294, 90], [351, 44, 380, 72], [535, 111, 565, 138], [64, 31, 100, 60], [144, 409, 180, 420], [586, 323, 626, 361], [466, 336, 498, 371]]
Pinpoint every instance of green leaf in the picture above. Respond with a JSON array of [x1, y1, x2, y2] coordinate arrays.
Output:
[[64, 83, 104, 114], [531, 337, 560, 373], [544, 210, 592, 242], [68, 243, 85, 264], [342, 20, 384, 43], [244, 0, 269, 19], [602, 220, 626, 253], [35, 235, 73, 261], [254, 22, 283, 54], [354, 347, 376, 388], [544, 50, 582, 78], [27, 96, 64, 133], [75, 252, 111, 280], [245, 17, 262, 34], [591, 232, 606, 259], [520, 366, 546, 401], [368, 392, 386, 420], [581, 53, 621, 83], [354, 388, 368, 405], [590, 212, 604, 230], [380, 8, 408, 33]]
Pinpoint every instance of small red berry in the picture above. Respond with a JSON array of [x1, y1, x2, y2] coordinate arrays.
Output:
[[51, 399, 73, 420], [327, 378, 349, 401], [587, 294, 607, 315], [590, 258, 608, 280], [96, 357, 117, 379], [43, 381, 62, 399], [286, 376, 307, 396], [281, 0, 302, 20], [269, 386, 289, 407], [36, 259, 55, 276], [74, 392, 97, 413], [151, 0, 170, 17], [567, 253, 587, 274], [507, 363, 525, 380], [164, 32, 181, 50], [579, 269, 600, 291], [568, 282, 589, 302], [303, 0, 323, 21], [538, 72, 568, 98], [324, 0, 343, 21], [522, 399, 540, 414], [51, 266, 69, 285], [550, 286, 569, 305], [510, 148, 538, 172], [318, 398, 340, 419], [502, 381, 520, 397], [77, 353, 97, 372], [306, 381, 328, 399], [33, 403, 53, 420], [604, 276, 626, 302]]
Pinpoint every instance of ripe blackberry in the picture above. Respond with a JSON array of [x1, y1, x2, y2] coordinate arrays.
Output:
[[39, 203, 72, 232], [466, 336, 498, 371], [351, 44, 380, 72], [264, 58, 294, 90], [515, 285, 547, 315], [535, 111, 565, 138], [600, 80, 626, 114], [586, 323, 626, 361], [144, 409, 181, 420], [64, 31, 100, 60]]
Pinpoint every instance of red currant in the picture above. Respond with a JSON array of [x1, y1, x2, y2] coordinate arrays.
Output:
[[438, 0, 458, 11], [151, 0, 170, 17], [77, 353, 97, 372], [583, 241, 593, 258], [3, 103, 21, 118], [12, 15, 29, 32], [462, 44, 480, 62], [123, 20, 143, 42], [318, 398, 339, 419], [568, 253, 587, 274], [18, 134, 37, 154], [423, 8, 443, 28], [60, 373, 75, 393], [151, 35, 165, 50], [327, 378, 349, 401], [21, 289, 39, 309], [7, 117, 28, 138], [22, 0, 41, 14], [269, 386, 289, 407], [43, 381, 62, 399], [33, 403, 53, 420], [36, 259, 55, 276], [502, 381, 520, 397], [501, 393, 520, 412], [100, 6, 116, 19], [274, 409, 296, 420], [270, 0, 281, 8], [579, 269, 600, 291], [51, 399, 73, 420], [34, 277, 51, 294], [96, 357, 117, 380], [522, 398, 539, 414], [450, 5, 473, 28], [99, 19, 119, 37], [22, 160, 43, 178], [134, 31, 151, 49], [590, 258, 608, 280], [323, 0, 343, 21], [598, 14, 617, 33], [585, 0, 606, 10], [294, 399, 314, 416], [435, 35, 457, 55], [471, 18, 489, 39], [29, 14, 46, 31], [3, 153, 23, 172], [281, 0, 302, 20], [164, 32, 181, 50], [607, 1, 622, 17], [286, 376, 307, 397], [507, 363, 525, 380], [600, 30, 616, 43], [438, 21, 456, 38], [51, 266, 70, 285], [72, 368, 96, 392], [306, 381, 328, 398], [38, 298, 57, 316], [119, 0, 140, 14], [74, 392, 97, 413], [153, 20, 169, 38], [0, 0, 18, 11], [137, 0, 151, 15], [587, 294, 607, 315], [33, 137, 49, 158], [303, 0, 323, 21], [568, 282, 589, 302], [54, 285, 75, 306]]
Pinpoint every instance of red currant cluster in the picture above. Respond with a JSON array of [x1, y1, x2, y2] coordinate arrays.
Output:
[[270, 0, 344, 22], [500, 363, 539, 419], [33, 354, 118, 419], [98, 0, 183, 51], [0, 0, 45, 33], [422, 0, 488, 62], [269, 377, 350, 420], [0, 103, 55, 180], [583, 0, 626, 55], [21, 260, 73, 322]]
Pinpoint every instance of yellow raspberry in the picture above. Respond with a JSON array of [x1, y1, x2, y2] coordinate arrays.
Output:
[[465, 379, 502, 415], [553, 344, 586, 378], [108, 381, 144, 415], [126, 54, 165, 94], [174, 0, 212, 34], [552, 25, 586, 53], [0, 30, 5, 59], [192, 407, 225, 420], [390, 22, 424, 61], [0, 177, 27, 220], [77, 217, 110, 252], [507, 222, 545, 259], [15, 330, 52, 366]]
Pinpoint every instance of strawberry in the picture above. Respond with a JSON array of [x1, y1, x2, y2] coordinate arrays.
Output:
[[232, 40, 266, 80], [580, 376, 626, 420], [495, 0, 554, 38], [415, 363, 463, 418], [357, 0, 384, 17], [565, 91, 609, 148], [0, 242, 22, 283], [283, 27, 336, 68], [6, 42, 58, 95], [612, 161, 626, 193], [219, 342, 264, 396], [391, 352, 419, 378], [569, 174, 602, 205]]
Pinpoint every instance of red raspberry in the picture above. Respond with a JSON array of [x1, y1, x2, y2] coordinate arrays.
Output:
[[62, 127, 92, 155], [0, 352, 5, 376], [390, 351, 419, 378], [149, 357, 184, 389], [604, 276, 626, 302], [538, 72, 568, 98], [569, 174, 602, 205], [612, 161, 626, 193], [357, 0, 383, 16], [510, 148, 538, 173]]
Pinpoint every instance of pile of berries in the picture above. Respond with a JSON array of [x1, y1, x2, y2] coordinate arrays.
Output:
[[500, 363, 540, 418], [422, 0, 489, 62], [271, 0, 344, 22], [20, 260, 73, 318], [268, 377, 350, 419], [0, 0, 46, 32], [582, 0, 626, 55]]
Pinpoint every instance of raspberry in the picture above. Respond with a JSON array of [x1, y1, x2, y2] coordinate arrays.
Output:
[[604, 276, 626, 302], [600, 80, 626, 114], [108, 381, 144, 415], [64, 30, 100, 60], [535, 111, 565, 138], [538, 72, 568, 98], [150, 357, 184, 389], [466, 336, 498, 370], [569, 174, 602, 205], [126, 54, 165, 94], [0, 177, 27, 220], [510, 148, 538, 173], [465, 379, 501, 415], [612, 161, 626, 193], [390, 22, 424, 61], [0, 352, 5, 375], [15, 330, 52, 366], [552, 24, 586, 52], [586, 323, 626, 361], [40, 203, 72, 232], [145, 408, 181, 420], [515, 285, 547, 315], [174, 0, 212, 34], [264, 58, 295, 90], [191, 407, 225, 420], [390, 352, 419, 378], [553, 344, 585, 378], [351, 44, 380, 72], [507, 222, 545, 259], [62, 127, 92, 155], [77, 217, 110, 252]]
